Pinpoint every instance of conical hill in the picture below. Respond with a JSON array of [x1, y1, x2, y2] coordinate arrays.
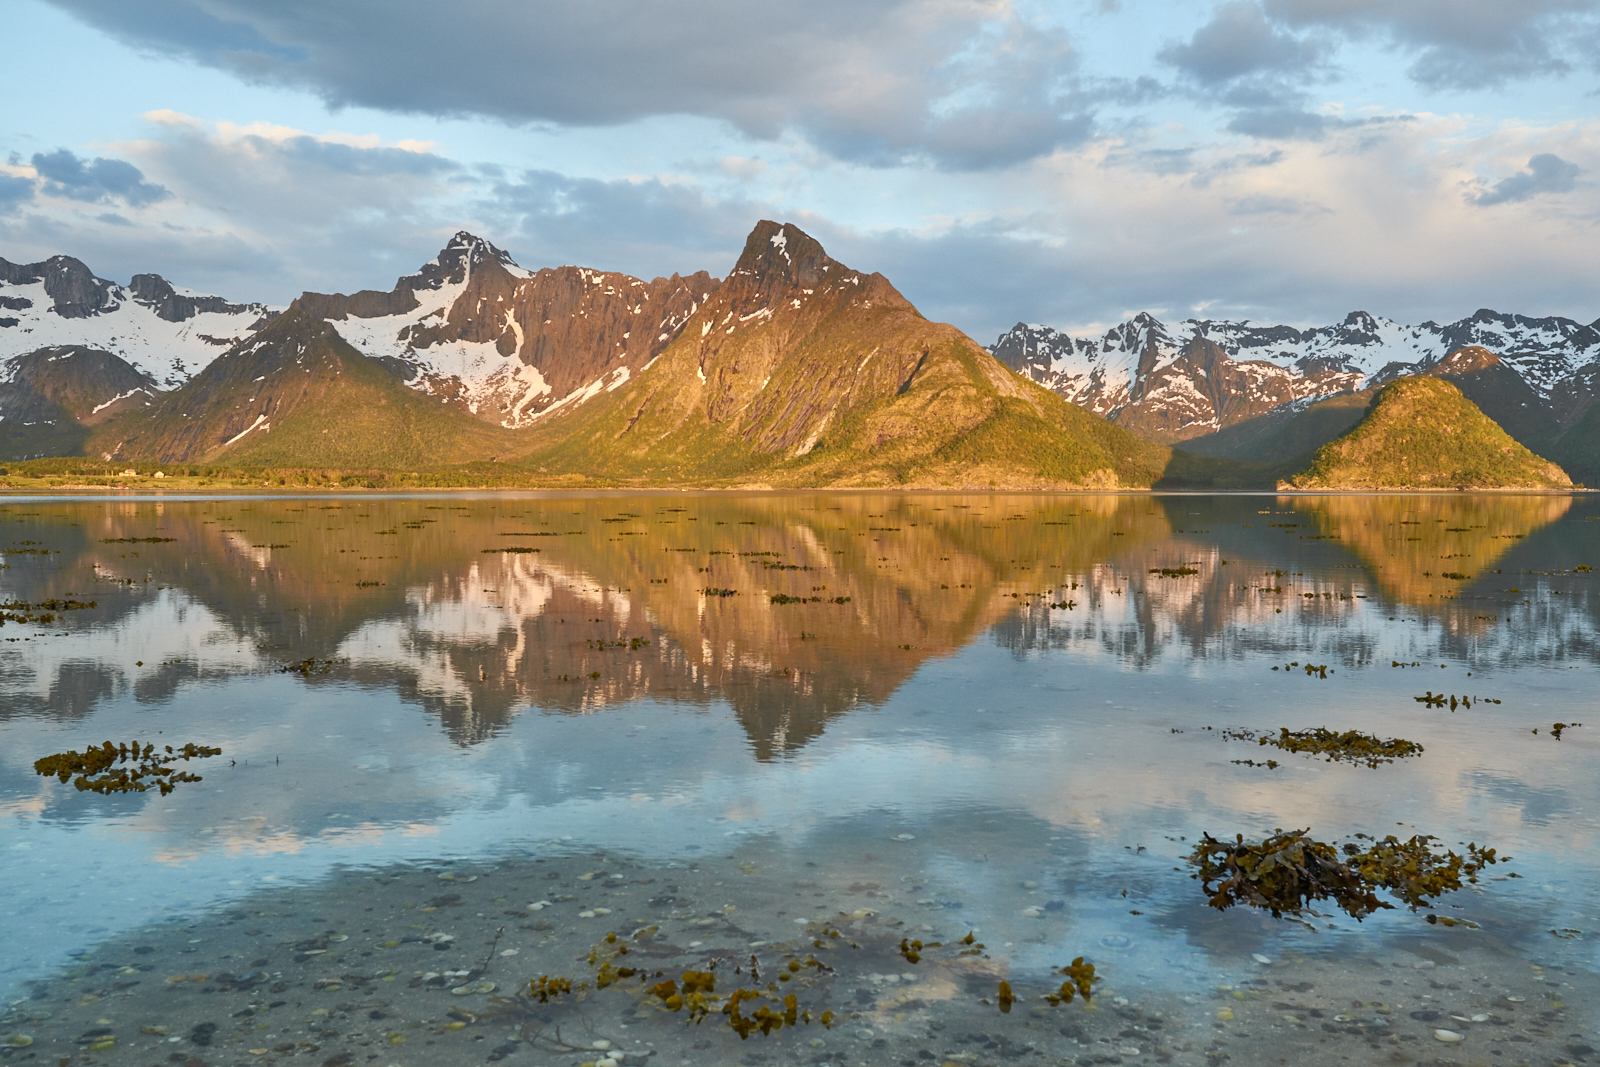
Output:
[[1284, 377, 1572, 490]]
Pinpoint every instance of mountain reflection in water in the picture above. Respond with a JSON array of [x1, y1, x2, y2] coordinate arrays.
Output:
[[1, 493, 1596, 756]]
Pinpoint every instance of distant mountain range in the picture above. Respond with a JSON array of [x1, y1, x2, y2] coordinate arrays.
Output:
[[0, 255, 271, 385], [989, 309, 1600, 480], [1, 227, 1593, 487]]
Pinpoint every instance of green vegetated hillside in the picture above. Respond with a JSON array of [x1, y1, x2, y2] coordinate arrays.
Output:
[[1283, 377, 1572, 490]]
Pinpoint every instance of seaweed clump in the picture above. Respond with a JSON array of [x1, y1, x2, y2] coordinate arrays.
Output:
[[1189, 829, 1503, 920], [279, 657, 344, 676], [0, 598, 96, 626], [1223, 727, 1423, 768], [34, 741, 223, 795]]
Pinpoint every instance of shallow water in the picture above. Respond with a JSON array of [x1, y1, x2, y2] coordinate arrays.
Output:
[[1, 491, 1598, 1067]]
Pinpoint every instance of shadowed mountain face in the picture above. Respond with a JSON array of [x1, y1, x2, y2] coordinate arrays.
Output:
[[0, 346, 159, 458], [2, 493, 1594, 759], [88, 307, 519, 467]]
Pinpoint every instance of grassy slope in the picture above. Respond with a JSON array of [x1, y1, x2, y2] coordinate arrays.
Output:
[[1286, 377, 1572, 489], [209, 352, 518, 469]]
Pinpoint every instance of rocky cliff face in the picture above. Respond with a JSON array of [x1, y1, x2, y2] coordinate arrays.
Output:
[[993, 309, 1600, 447], [306, 231, 721, 427]]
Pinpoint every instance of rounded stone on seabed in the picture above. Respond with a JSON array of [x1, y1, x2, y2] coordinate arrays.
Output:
[[1434, 1029, 1464, 1043]]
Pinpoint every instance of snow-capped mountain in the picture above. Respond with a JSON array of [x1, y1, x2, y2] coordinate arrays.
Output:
[[991, 309, 1600, 444], [300, 232, 720, 427], [0, 255, 274, 387]]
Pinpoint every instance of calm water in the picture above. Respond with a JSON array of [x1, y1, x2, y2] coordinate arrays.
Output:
[[1, 492, 1598, 1067]]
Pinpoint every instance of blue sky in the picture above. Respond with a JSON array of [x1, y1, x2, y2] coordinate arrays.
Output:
[[3, 0, 1598, 342]]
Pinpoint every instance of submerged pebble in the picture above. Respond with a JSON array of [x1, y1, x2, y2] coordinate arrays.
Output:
[[1434, 1029, 1464, 1042]]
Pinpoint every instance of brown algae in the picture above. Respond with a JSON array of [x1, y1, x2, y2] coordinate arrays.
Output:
[[1190, 829, 1504, 920], [33, 741, 223, 795], [1223, 727, 1423, 768]]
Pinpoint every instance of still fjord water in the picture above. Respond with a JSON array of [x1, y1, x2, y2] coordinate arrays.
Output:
[[1, 492, 1597, 1067]]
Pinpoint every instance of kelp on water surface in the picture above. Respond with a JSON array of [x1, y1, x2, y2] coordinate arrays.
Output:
[[33, 741, 223, 795], [1189, 829, 1504, 921]]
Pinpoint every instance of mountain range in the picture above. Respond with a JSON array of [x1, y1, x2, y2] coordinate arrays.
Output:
[[990, 309, 1600, 481], [1, 224, 1593, 487]]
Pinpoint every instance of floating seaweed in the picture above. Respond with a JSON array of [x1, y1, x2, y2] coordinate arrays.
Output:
[[1149, 567, 1199, 578], [485, 546, 541, 554], [33, 741, 223, 795], [992, 958, 1096, 1012], [1414, 692, 1498, 709], [585, 637, 650, 651], [1223, 727, 1422, 768], [1550, 722, 1582, 740], [100, 537, 176, 544], [702, 587, 738, 598], [0, 598, 96, 626], [1043, 958, 1097, 1006], [280, 658, 344, 677], [1189, 829, 1503, 920]]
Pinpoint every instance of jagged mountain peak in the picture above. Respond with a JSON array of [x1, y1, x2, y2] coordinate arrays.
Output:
[[729, 221, 837, 290], [402, 230, 530, 292]]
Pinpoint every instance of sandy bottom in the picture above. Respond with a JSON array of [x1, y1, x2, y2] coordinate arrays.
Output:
[[3, 846, 1595, 1067]]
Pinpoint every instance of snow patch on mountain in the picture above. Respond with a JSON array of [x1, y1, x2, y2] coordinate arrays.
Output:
[[0, 278, 272, 387]]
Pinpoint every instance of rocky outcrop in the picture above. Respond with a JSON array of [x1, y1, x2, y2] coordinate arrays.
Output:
[[127, 273, 268, 325], [0, 255, 117, 319]]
